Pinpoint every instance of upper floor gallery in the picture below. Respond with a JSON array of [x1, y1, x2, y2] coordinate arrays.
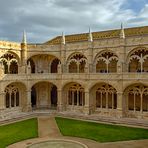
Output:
[[0, 25, 148, 77]]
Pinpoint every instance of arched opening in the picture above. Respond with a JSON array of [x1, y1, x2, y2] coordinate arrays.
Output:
[[96, 60, 106, 73], [16, 91, 19, 106], [143, 58, 148, 72], [4, 82, 27, 111], [63, 82, 85, 112], [69, 61, 77, 73], [128, 48, 148, 72], [108, 59, 118, 73], [95, 52, 118, 73], [27, 58, 35, 73], [90, 83, 117, 115], [31, 82, 57, 110], [5, 92, 10, 108], [51, 85, 57, 107], [79, 60, 86, 73], [3, 61, 8, 74], [67, 53, 87, 73], [51, 58, 60, 73], [27, 54, 60, 74], [31, 86, 36, 108], [124, 84, 148, 118], [9, 61, 18, 74], [5, 85, 19, 108], [0, 53, 18, 74]]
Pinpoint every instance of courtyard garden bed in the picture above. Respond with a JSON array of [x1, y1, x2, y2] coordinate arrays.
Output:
[[0, 118, 38, 148], [55, 117, 148, 142]]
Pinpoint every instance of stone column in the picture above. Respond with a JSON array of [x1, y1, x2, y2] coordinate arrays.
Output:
[[134, 93, 136, 112], [77, 63, 79, 73], [140, 93, 143, 113], [112, 93, 114, 109], [0, 92, 5, 110], [9, 93, 11, 108], [25, 90, 32, 112], [72, 91, 74, 106], [100, 92, 102, 108], [106, 92, 108, 109], [81, 92, 83, 106], [77, 90, 79, 106], [14, 93, 16, 107], [140, 54, 143, 72]]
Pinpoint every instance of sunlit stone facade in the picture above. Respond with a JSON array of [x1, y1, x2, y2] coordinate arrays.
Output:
[[0, 26, 148, 119]]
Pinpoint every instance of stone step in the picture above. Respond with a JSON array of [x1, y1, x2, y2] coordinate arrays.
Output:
[[0, 111, 148, 128]]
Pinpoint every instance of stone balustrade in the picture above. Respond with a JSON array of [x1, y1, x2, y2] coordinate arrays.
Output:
[[1, 72, 148, 81]]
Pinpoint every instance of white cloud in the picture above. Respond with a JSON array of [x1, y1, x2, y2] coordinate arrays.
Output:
[[0, 0, 147, 43]]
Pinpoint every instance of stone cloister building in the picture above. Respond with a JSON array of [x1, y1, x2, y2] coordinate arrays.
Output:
[[0, 25, 148, 119]]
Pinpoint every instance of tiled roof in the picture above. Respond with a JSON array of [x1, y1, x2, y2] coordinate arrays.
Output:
[[44, 26, 148, 45]]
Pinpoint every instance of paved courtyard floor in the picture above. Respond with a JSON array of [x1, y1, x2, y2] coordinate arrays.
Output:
[[7, 116, 148, 148]]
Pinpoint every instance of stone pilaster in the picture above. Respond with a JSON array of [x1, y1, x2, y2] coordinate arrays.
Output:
[[27, 65, 31, 74], [117, 92, 123, 118], [58, 63, 62, 74], [0, 62, 4, 77], [84, 90, 90, 115], [60, 42, 66, 73], [0, 92, 5, 110], [23, 90, 32, 112], [87, 42, 93, 73]]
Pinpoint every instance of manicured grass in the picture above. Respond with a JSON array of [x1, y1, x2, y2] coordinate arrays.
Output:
[[0, 118, 38, 148], [55, 117, 148, 142]]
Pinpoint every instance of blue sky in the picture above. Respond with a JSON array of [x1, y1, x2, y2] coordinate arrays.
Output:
[[0, 0, 147, 43], [123, 0, 147, 13]]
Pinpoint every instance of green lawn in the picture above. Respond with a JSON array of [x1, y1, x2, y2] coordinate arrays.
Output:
[[0, 118, 38, 148], [55, 117, 148, 142]]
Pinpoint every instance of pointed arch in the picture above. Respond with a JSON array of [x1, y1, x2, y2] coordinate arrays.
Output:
[[90, 82, 117, 111], [51, 58, 60, 73], [66, 52, 87, 73], [27, 54, 61, 73], [31, 81, 58, 109], [127, 47, 148, 72], [124, 83, 148, 114], [4, 82, 27, 109], [0, 52, 19, 74], [62, 82, 85, 112], [94, 50, 118, 73]]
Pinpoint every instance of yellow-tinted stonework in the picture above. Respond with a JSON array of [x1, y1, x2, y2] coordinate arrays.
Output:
[[0, 26, 148, 119]]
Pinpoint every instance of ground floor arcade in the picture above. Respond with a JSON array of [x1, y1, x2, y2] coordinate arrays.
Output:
[[0, 81, 148, 119]]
